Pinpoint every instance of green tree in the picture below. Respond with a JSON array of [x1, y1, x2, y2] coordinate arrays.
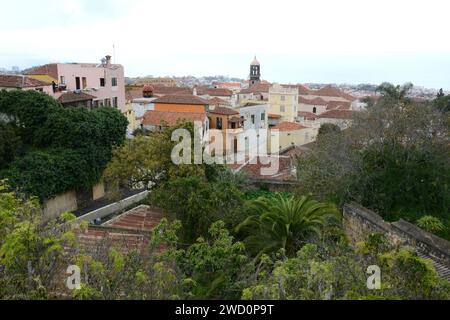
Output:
[[151, 173, 245, 245], [376, 82, 413, 102], [0, 90, 128, 201], [297, 92, 450, 233], [0, 122, 22, 170], [236, 195, 341, 257], [0, 180, 77, 299], [243, 237, 450, 300]]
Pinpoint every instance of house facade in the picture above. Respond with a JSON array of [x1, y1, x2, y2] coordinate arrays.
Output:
[[270, 121, 317, 154], [27, 55, 126, 111], [269, 84, 299, 122]]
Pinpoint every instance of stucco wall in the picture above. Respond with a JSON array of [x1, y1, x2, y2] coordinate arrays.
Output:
[[42, 191, 78, 221]]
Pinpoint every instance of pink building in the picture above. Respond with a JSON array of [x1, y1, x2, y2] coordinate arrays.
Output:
[[27, 55, 126, 111]]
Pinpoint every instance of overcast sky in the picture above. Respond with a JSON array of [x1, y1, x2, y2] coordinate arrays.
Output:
[[1, 0, 449, 89]]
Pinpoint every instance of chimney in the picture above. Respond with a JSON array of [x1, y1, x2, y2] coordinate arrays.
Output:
[[105, 55, 112, 67]]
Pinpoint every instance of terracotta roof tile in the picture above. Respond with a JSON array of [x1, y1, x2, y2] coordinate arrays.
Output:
[[316, 85, 355, 101], [0, 75, 51, 88], [26, 63, 59, 80], [272, 121, 310, 131], [298, 96, 328, 105], [153, 94, 209, 105], [196, 86, 233, 97], [208, 97, 230, 106], [318, 109, 358, 119], [239, 83, 271, 94], [142, 110, 205, 126], [208, 106, 239, 116], [58, 91, 96, 104], [298, 111, 317, 120]]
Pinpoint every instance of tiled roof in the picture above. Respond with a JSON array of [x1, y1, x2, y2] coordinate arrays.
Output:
[[272, 121, 310, 131], [58, 91, 96, 104], [298, 111, 317, 119], [208, 106, 239, 116], [26, 63, 59, 80], [231, 156, 296, 181], [126, 87, 144, 101], [239, 83, 271, 94], [75, 206, 163, 256], [208, 97, 230, 106], [103, 205, 163, 232], [152, 85, 192, 96], [142, 110, 205, 126], [196, 86, 233, 97], [298, 96, 328, 105], [326, 100, 351, 110], [0, 75, 51, 88], [268, 113, 282, 119], [153, 94, 209, 105], [315, 85, 355, 101], [318, 109, 358, 119]]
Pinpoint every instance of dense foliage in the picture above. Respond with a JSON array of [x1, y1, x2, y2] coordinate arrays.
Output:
[[296, 83, 450, 239], [0, 90, 128, 200]]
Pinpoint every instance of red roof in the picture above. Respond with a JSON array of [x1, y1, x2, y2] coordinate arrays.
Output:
[[208, 97, 230, 106], [26, 63, 58, 80], [75, 206, 163, 256], [0, 75, 51, 88], [208, 106, 239, 116], [142, 110, 205, 126], [153, 94, 209, 105], [318, 109, 358, 119], [298, 96, 328, 105], [298, 111, 317, 120], [196, 86, 233, 97], [58, 91, 96, 104], [268, 113, 282, 119], [326, 100, 351, 110], [315, 85, 355, 101], [230, 156, 296, 181], [152, 85, 192, 96], [239, 83, 271, 94], [143, 84, 154, 92], [272, 121, 310, 131]]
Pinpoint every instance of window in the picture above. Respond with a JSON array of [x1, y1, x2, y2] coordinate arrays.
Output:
[[104, 98, 111, 107], [281, 95, 285, 101], [216, 117, 222, 130], [100, 78, 106, 87], [251, 115, 255, 124], [111, 77, 118, 87], [280, 105, 285, 112], [261, 112, 265, 120], [82, 77, 87, 89], [313, 107, 317, 114], [60, 76, 65, 84], [75, 77, 81, 90], [113, 97, 118, 108]]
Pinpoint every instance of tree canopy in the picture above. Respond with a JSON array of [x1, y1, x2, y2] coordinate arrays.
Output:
[[0, 90, 128, 200]]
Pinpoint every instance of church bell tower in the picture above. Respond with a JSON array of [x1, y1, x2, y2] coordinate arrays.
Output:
[[249, 56, 261, 85]]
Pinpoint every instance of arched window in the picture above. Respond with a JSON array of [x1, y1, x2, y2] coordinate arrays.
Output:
[[313, 107, 317, 114]]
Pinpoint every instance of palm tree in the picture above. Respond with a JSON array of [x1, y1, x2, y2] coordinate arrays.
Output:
[[236, 195, 341, 257]]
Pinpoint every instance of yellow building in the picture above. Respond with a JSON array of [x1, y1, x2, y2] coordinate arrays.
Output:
[[269, 122, 317, 154], [268, 84, 298, 122]]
